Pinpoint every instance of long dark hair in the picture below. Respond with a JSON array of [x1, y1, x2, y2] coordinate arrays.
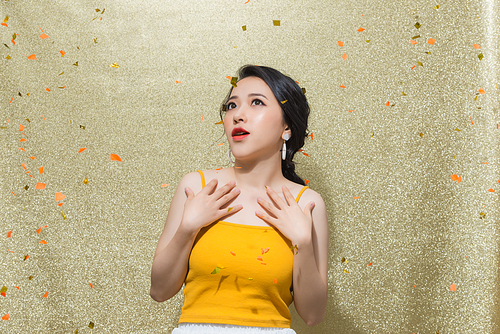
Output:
[[220, 65, 310, 185]]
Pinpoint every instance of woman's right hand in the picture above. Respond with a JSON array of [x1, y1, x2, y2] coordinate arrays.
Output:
[[180, 178, 242, 235]]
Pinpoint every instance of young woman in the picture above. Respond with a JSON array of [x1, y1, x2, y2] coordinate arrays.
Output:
[[150, 65, 328, 333]]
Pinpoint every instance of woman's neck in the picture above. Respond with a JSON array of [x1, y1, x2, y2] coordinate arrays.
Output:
[[231, 154, 286, 190]]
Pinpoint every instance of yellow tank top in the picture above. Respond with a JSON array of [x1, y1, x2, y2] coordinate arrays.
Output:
[[179, 170, 309, 328]]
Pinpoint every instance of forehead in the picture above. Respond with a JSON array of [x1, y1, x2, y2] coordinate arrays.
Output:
[[230, 76, 273, 97]]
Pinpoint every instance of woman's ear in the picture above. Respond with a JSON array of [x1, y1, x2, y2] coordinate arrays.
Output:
[[282, 127, 291, 141]]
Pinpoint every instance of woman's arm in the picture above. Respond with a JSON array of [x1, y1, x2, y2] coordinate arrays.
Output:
[[150, 173, 242, 302], [255, 186, 329, 326], [290, 191, 328, 326]]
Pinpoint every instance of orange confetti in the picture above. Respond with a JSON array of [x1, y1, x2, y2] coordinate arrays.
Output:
[[2, 314, 9, 321], [340, 84, 346, 88], [30, 156, 35, 160], [262, 247, 269, 254], [226, 76, 232, 80], [89, 282, 93, 288], [37, 227, 41, 234], [19, 148, 25, 152], [175, 80, 181, 84], [11, 192, 16, 197], [368, 262, 373, 266], [78, 148, 87, 153], [487, 188, 495, 192], [19, 124, 24, 131], [1, 292, 6, 297], [304, 179, 310, 185], [27, 54, 37, 60], [273, 279, 277, 284], [160, 184, 170, 188], [386, 101, 390, 106], [9, 97, 13, 103], [39, 240, 47, 244], [410, 65, 416, 70], [45, 88, 51, 92], [7, 230, 12, 238], [110, 153, 122, 161], [54, 192, 66, 201], [217, 143, 224, 146], [230, 251, 236, 256], [57, 203, 63, 207], [473, 44, 480, 49], [338, 41, 344, 47], [35, 183, 46, 190], [244, 0, 250, 3], [42, 291, 48, 298], [357, 27, 365, 32], [450, 174, 462, 183], [348, 110, 354, 113], [353, 196, 360, 199], [410, 40, 417, 45], [20, 138, 26, 142], [7, 249, 14, 253], [39, 32, 49, 40], [24, 254, 29, 260], [427, 38, 436, 45], [478, 88, 485, 95], [21, 163, 27, 170], [39, 167, 43, 174], [470, 117, 474, 125], [60, 50, 65, 57], [261, 263, 267, 265], [257, 256, 263, 261], [450, 284, 457, 292], [41, 115, 45, 120], [308, 132, 314, 140], [342, 53, 347, 60], [1, 23, 6, 27]]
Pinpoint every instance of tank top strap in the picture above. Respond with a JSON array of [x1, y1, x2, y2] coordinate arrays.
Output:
[[196, 170, 206, 188], [295, 186, 309, 203]]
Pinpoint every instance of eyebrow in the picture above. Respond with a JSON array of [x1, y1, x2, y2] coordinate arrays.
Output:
[[227, 93, 268, 101]]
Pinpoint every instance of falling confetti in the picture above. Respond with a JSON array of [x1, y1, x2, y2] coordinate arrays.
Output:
[[110, 153, 122, 161], [473, 44, 481, 49], [39, 27, 49, 40], [230, 251, 236, 256], [39, 240, 47, 244], [428, 38, 436, 45], [450, 284, 457, 292], [36, 183, 46, 190], [55, 192, 66, 201], [78, 148, 87, 153], [2, 314, 9, 321], [110, 63, 119, 68], [211, 267, 221, 274], [357, 27, 365, 32], [451, 174, 462, 183], [88, 322, 94, 329], [242, 25, 247, 31], [230, 77, 238, 87], [273, 20, 280, 26], [338, 41, 344, 47], [7, 230, 12, 238], [414, 22, 421, 29], [487, 188, 495, 192], [342, 53, 347, 60], [478, 53, 483, 60], [27, 54, 37, 60]]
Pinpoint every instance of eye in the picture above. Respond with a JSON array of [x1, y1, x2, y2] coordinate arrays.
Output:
[[227, 102, 237, 110], [252, 99, 265, 106]]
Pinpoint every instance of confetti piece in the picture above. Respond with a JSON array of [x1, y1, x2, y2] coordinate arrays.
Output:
[[470, 117, 474, 125], [343, 269, 350, 273], [273, 279, 277, 284], [301, 88, 306, 94], [36, 183, 46, 190], [450, 174, 462, 183], [340, 84, 346, 88], [230, 77, 238, 87], [19, 124, 24, 131], [478, 53, 483, 60], [402, 91, 407, 96], [61, 211, 67, 220], [341, 257, 348, 264], [342, 53, 347, 60], [262, 247, 269, 254], [487, 188, 495, 192], [244, 0, 250, 3], [24, 254, 29, 260], [215, 120, 223, 125], [353, 196, 360, 199], [30, 156, 35, 160], [386, 101, 390, 106], [366, 40, 370, 43], [110, 153, 122, 161], [357, 27, 365, 32], [410, 40, 417, 45], [414, 22, 421, 29], [89, 282, 93, 288], [46, 88, 51, 92], [280, 100, 287, 104], [175, 80, 181, 84], [39, 240, 47, 244], [24, 185, 29, 190], [55, 192, 66, 201], [39, 27, 49, 40], [37, 227, 41, 234], [58, 203, 63, 207], [230, 251, 236, 256], [73, 61, 79, 66], [29, 276, 33, 280], [273, 20, 280, 26], [348, 110, 354, 113], [2, 314, 9, 321], [434, 5, 439, 9], [88, 322, 94, 329], [480, 212, 486, 219], [160, 184, 170, 188], [211, 267, 221, 274], [7, 230, 12, 238], [368, 262, 373, 266], [248, 278, 253, 280], [479, 88, 485, 95], [261, 262, 267, 265], [417, 61, 423, 66], [218, 143, 224, 146], [420, 133, 424, 138], [39, 166, 44, 174], [428, 38, 436, 45], [473, 44, 481, 49], [110, 63, 119, 68], [450, 284, 456, 291], [78, 148, 87, 153], [410, 65, 416, 70], [27, 54, 37, 60], [242, 25, 247, 31], [227, 207, 233, 212], [60, 50, 65, 57], [257, 256, 263, 261], [338, 41, 344, 47], [304, 179, 310, 185], [83, 177, 88, 184], [308, 133, 314, 140]]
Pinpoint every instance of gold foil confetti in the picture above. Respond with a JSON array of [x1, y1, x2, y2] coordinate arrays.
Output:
[[215, 120, 223, 124], [230, 77, 238, 87], [61, 211, 67, 220], [480, 212, 486, 219], [411, 35, 421, 40], [24, 254, 29, 261], [301, 88, 306, 94], [227, 207, 233, 212], [280, 100, 287, 104], [366, 40, 370, 43], [59, 71, 64, 75], [83, 177, 88, 184], [88, 322, 94, 329], [94, 38, 98, 44], [110, 63, 119, 68], [414, 22, 421, 29], [73, 61, 79, 66], [420, 133, 424, 138], [418, 62, 423, 66], [434, 5, 439, 9], [242, 25, 246, 31], [273, 20, 280, 26], [6, 55, 11, 59], [80, 125, 86, 129], [341, 257, 349, 264], [29, 276, 33, 280], [402, 91, 407, 96], [0, 286, 7, 293], [343, 269, 350, 274], [211, 267, 221, 274], [478, 53, 483, 60], [24, 185, 29, 190]]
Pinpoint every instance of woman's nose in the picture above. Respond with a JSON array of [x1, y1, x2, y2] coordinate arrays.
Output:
[[232, 105, 247, 123]]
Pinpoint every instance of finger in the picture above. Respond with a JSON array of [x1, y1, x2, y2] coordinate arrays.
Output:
[[217, 188, 241, 206], [265, 186, 286, 209], [255, 210, 278, 226], [305, 201, 315, 217], [257, 197, 279, 219], [185, 187, 194, 200], [282, 186, 296, 206], [211, 180, 235, 199], [202, 178, 219, 195]]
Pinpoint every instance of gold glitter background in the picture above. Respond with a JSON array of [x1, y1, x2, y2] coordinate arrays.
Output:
[[1, 0, 499, 333]]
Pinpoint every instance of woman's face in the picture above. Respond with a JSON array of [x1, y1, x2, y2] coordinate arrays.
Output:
[[224, 76, 289, 162]]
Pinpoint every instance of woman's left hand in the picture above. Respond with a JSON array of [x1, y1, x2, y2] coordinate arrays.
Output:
[[255, 186, 315, 247]]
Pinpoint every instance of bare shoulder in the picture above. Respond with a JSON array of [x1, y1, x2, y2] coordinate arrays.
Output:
[[178, 170, 204, 195]]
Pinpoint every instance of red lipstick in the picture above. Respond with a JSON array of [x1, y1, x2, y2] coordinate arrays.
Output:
[[232, 127, 250, 140]]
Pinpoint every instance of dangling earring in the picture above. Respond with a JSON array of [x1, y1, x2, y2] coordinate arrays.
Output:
[[227, 148, 235, 164], [282, 133, 290, 160]]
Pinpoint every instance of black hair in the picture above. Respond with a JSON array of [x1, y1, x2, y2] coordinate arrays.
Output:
[[220, 65, 310, 185]]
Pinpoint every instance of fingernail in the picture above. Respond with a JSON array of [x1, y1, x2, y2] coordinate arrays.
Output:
[[311, 202, 315, 207]]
